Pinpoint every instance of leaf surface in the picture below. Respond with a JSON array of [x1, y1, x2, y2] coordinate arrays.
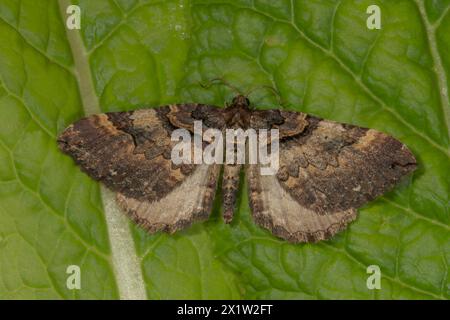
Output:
[[0, 0, 448, 299]]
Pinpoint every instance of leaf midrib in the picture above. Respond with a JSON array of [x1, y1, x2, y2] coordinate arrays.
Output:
[[413, 0, 450, 145], [57, 0, 147, 300]]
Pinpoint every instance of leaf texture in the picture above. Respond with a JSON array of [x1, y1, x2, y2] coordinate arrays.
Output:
[[0, 0, 448, 299]]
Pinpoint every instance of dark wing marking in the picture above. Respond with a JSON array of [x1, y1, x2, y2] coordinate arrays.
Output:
[[277, 117, 417, 214], [167, 103, 226, 133], [249, 109, 308, 138]]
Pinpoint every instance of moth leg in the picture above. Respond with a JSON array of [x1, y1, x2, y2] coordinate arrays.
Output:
[[222, 164, 242, 223]]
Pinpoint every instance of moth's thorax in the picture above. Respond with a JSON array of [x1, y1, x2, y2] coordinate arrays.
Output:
[[224, 95, 251, 128]]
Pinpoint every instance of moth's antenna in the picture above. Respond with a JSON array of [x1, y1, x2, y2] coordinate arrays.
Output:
[[198, 78, 242, 95], [244, 85, 287, 109]]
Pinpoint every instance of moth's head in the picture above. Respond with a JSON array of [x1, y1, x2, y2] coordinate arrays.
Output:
[[231, 95, 250, 109]]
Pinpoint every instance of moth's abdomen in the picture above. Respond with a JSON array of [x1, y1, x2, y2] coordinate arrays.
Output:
[[222, 164, 242, 223]]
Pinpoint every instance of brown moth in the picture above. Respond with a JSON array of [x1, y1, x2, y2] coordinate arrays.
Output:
[[57, 95, 417, 243]]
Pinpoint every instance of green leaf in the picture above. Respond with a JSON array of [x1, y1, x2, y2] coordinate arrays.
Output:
[[0, 0, 448, 299]]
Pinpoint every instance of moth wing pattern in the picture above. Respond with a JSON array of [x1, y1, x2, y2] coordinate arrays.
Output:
[[58, 104, 224, 233], [248, 113, 417, 243]]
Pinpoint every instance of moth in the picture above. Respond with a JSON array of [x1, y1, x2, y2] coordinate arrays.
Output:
[[57, 94, 417, 243]]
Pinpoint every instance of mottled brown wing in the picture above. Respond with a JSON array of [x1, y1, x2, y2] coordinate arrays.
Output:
[[58, 104, 224, 233], [248, 113, 417, 243]]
